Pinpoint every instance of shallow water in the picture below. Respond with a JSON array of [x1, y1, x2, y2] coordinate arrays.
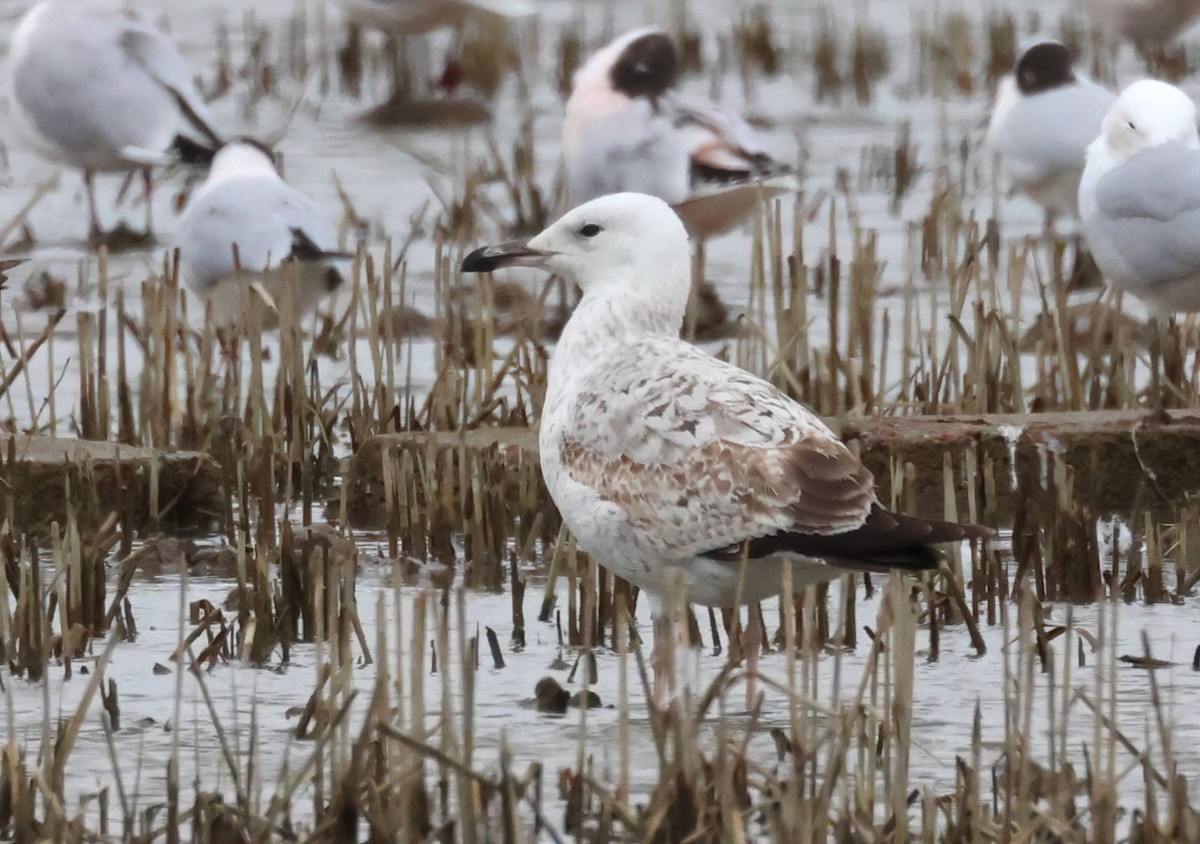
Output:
[[0, 0, 1199, 835], [9, 559, 1200, 833]]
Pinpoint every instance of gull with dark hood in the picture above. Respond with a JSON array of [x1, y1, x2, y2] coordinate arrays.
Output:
[[986, 38, 1115, 226], [563, 29, 797, 240]]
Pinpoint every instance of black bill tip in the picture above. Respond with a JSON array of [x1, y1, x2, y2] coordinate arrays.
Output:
[[460, 242, 548, 273]]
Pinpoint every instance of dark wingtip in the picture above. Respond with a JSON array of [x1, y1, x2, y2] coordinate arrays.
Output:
[[461, 246, 498, 273], [0, 259, 22, 286], [170, 135, 218, 168], [704, 507, 992, 574]]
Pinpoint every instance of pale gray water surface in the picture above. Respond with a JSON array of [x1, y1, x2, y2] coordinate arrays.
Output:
[[8, 560, 1200, 833]]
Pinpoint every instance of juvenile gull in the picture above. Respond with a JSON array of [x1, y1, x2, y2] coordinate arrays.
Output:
[[460, 193, 988, 612], [1078, 80, 1200, 314], [564, 29, 796, 239], [986, 39, 1115, 227], [176, 142, 347, 325], [8, 0, 223, 246]]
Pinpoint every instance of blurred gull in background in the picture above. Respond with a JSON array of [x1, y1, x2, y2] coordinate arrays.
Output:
[[175, 141, 347, 325], [8, 0, 223, 248], [341, 0, 535, 36], [1086, 0, 1200, 48], [987, 38, 1115, 231], [339, 0, 535, 119], [563, 28, 797, 240]]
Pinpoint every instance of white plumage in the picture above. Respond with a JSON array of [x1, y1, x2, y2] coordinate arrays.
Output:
[[176, 143, 345, 323], [564, 29, 796, 240]]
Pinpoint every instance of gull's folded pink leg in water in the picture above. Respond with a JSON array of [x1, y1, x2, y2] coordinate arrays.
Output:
[[651, 613, 674, 710], [740, 606, 764, 712]]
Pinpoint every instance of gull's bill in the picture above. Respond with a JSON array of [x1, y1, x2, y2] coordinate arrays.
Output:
[[460, 242, 552, 273]]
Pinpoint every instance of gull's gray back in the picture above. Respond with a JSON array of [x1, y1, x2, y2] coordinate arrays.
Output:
[[177, 176, 336, 291], [1092, 141, 1200, 290], [993, 80, 1115, 182], [567, 101, 690, 205]]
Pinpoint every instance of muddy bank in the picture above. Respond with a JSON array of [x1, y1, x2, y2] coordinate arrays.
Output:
[[0, 435, 223, 535], [346, 411, 1200, 528], [845, 410, 1200, 521]]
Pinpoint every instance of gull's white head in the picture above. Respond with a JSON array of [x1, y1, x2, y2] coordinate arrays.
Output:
[[1099, 79, 1199, 163], [208, 140, 279, 184], [461, 193, 692, 324]]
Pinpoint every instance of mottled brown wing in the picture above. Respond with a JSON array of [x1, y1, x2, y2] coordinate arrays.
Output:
[[556, 342, 878, 561]]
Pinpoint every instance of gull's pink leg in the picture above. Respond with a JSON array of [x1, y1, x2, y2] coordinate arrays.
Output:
[[141, 168, 154, 236], [84, 169, 103, 245], [651, 613, 673, 710], [740, 606, 763, 711]]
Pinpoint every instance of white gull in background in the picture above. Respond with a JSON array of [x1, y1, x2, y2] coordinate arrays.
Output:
[[1087, 0, 1200, 47], [461, 193, 987, 696], [1078, 80, 1200, 314], [341, 0, 535, 35], [8, 0, 223, 246], [176, 142, 347, 325], [986, 39, 1115, 228], [564, 29, 797, 240]]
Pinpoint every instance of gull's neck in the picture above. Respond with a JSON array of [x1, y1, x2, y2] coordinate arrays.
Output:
[[548, 277, 687, 393], [1079, 135, 1118, 220], [208, 145, 278, 186]]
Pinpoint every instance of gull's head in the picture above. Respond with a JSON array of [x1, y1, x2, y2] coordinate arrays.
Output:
[[1013, 39, 1075, 95], [608, 29, 677, 100], [461, 193, 691, 303], [208, 139, 280, 183], [573, 27, 678, 101], [1100, 80, 1199, 163]]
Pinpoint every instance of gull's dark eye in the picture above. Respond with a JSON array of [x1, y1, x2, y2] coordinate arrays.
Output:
[[579, 223, 602, 238], [1127, 120, 1136, 130]]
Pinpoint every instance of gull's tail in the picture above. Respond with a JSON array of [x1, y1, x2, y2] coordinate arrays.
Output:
[[705, 505, 991, 573], [170, 135, 219, 167]]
